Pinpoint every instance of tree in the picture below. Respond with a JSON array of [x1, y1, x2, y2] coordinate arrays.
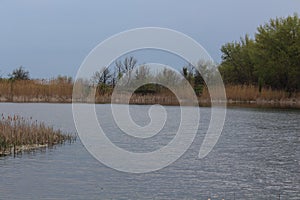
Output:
[[182, 63, 194, 85], [92, 68, 112, 85], [135, 65, 150, 81], [115, 60, 123, 80], [219, 35, 256, 85], [115, 56, 137, 81], [92, 68, 112, 95], [133, 65, 155, 94], [254, 14, 300, 92], [9, 66, 30, 80], [219, 14, 300, 93], [157, 68, 180, 92]]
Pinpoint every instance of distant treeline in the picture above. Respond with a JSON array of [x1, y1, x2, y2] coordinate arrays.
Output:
[[219, 14, 300, 94], [0, 61, 208, 98], [0, 68, 73, 102], [0, 14, 299, 106], [59, 13, 300, 98], [89, 57, 210, 97]]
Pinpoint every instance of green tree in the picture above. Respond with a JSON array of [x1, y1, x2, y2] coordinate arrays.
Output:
[[219, 35, 256, 85], [254, 14, 300, 92], [219, 14, 300, 93]]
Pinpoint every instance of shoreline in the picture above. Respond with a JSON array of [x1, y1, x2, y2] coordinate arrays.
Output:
[[0, 97, 299, 109], [1, 80, 299, 108], [0, 140, 75, 157], [0, 144, 48, 157]]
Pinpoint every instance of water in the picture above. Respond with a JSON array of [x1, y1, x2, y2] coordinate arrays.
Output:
[[0, 103, 299, 199]]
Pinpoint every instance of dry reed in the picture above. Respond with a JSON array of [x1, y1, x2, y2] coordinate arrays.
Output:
[[0, 79, 299, 107], [0, 114, 74, 156], [224, 85, 299, 101], [0, 79, 73, 102]]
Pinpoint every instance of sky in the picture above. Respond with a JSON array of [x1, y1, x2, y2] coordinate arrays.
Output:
[[0, 0, 300, 79]]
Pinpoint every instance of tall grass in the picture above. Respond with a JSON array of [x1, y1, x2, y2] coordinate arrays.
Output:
[[196, 84, 300, 107], [224, 85, 300, 101], [0, 114, 74, 156], [0, 79, 299, 107], [0, 79, 73, 102]]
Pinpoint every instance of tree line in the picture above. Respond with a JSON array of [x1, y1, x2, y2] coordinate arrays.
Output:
[[2, 14, 299, 97], [82, 14, 300, 97], [219, 14, 300, 94], [0, 66, 72, 84], [90, 57, 213, 96], [1, 60, 210, 97]]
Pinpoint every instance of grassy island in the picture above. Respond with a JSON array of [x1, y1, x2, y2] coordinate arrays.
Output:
[[0, 114, 74, 156]]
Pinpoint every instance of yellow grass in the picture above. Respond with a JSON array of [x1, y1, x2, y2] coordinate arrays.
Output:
[[0, 79, 73, 102], [0, 80, 299, 107], [0, 114, 74, 156], [224, 85, 299, 101]]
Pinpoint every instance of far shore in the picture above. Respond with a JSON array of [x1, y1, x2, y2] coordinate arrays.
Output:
[[0, 95, 299, 109], [1, 79, 299, 108]]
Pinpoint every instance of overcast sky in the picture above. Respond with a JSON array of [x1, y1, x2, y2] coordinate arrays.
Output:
[[0, 0, 300, 78]]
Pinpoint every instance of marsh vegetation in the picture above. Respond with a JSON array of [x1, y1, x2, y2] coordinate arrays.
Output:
[[0, 114, 74, 156]]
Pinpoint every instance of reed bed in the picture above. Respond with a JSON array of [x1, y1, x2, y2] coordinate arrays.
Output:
[[0, 79, 299, 107], [0, 79, 73, 102], [196, 84, 299, 101], [0, 114, 74, 156], [225, 85, 284, 101]]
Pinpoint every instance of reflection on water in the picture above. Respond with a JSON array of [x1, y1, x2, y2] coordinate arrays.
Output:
[[0, 103, 299, 199]]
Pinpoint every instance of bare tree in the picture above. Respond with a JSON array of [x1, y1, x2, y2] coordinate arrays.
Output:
[[123, 56, 137, 72], [135, 65, 150, 81], [115, 56, 137, 80], [115, 60, 123, 80], [156, 68, 181, 86], [92, 68, 112, 85]]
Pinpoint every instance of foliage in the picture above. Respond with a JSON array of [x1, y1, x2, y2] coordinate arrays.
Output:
[[219, 35, 256, 85], [220, 14, 300, 93]]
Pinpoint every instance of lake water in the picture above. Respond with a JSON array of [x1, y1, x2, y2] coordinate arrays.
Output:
[[0, 103, 299, 199]]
